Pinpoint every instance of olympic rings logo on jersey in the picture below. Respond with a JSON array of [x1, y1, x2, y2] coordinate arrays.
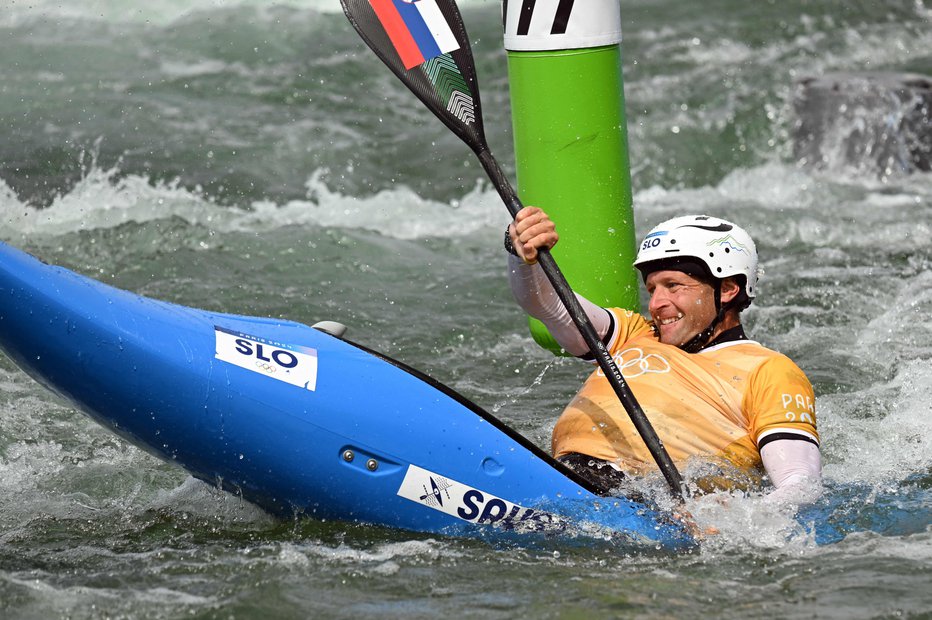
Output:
[[597, 347, 671, 379]]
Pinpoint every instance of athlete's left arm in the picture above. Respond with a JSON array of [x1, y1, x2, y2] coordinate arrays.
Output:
[[760, 439, 822, 503], [746, 354, 823, 502]]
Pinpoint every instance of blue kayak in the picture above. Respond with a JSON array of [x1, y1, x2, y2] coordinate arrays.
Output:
[[0, 241, 692, 549]]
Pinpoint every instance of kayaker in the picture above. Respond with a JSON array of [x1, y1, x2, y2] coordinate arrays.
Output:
[[506, 207, 821, 501]]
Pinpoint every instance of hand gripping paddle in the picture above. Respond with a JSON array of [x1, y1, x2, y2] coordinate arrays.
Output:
[[340, 0, 685, 499]]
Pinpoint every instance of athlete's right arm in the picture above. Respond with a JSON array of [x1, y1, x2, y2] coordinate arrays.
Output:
[[507, 207, 614, 356]]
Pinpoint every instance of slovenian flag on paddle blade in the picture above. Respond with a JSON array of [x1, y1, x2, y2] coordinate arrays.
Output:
[[368, 0, 460, 70]]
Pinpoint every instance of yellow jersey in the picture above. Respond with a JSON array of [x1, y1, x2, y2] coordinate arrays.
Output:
[[551, 309, 819, 485]]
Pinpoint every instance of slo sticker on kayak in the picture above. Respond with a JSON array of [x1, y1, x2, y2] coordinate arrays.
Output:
[[214, 326, 318, 391]]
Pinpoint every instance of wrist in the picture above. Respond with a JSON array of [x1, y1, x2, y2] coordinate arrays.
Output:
[[504, 227, 538, 265], [504, 226, 519, 257]]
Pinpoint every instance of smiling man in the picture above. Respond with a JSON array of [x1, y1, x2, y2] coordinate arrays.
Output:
[[506, 207, 822, 500]]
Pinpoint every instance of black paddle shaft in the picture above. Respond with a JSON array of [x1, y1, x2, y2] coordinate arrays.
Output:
[[340, 0, 685, 499]]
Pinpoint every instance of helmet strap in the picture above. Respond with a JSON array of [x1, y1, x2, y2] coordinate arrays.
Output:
[[680, 281, 725, 354]]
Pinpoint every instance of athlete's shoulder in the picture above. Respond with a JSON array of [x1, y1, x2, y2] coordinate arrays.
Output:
[[743, 349, 818, 445], [727, 344, 814, 403], [755, 350, 812, 384], [703, 338, 787, 359], [702, 339, 810, 379], [604, 308, 655, 349]]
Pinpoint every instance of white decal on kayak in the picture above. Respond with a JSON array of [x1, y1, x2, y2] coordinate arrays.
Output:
[[396, 464, 566, 532], [214, 326, 318, 391]]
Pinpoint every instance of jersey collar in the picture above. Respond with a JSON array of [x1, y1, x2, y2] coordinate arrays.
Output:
[[700, 325, 748, 350]]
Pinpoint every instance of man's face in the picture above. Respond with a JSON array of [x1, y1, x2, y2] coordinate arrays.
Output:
[[645, 270, 718, 346]]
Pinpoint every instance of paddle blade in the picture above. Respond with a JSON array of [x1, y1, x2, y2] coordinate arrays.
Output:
[[341, 0, 487, 151]]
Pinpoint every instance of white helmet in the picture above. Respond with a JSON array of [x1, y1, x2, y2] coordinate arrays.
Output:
[[634, 215, 758, 308]]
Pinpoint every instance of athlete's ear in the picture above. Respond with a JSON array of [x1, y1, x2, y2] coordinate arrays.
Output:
[[720, 277, 741, 304]]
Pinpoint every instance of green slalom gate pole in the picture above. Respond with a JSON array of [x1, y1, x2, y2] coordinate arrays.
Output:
[[503, 0, 639, 354]]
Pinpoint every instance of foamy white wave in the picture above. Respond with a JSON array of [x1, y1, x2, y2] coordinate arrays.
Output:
[[857, 269, 932, 362], [0, 166, 508, 241], [0, 440, 66, 495], [829, 529, 932, 564], [1, 574, 218, 613], [148, 476, 273, 524], [633, 163, 823, 217], [0, 166, 231, 239], [819, 358, 932, 485], [275, 539, 459, 577], [687, 490, 818, 552], [158, 58, 253, 80], [242, 170, 507, 240], [0, 177, 20, 221], [715, 163, 829, 208], [634, 163, 932, 249], [302, 538, 454, 566]]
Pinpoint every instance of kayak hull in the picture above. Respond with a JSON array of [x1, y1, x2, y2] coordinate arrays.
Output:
[[0, 242, 691, 548]]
